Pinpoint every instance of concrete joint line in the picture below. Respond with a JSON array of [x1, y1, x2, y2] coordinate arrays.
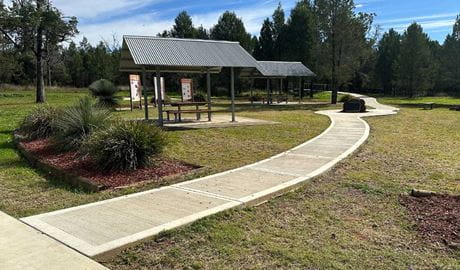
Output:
[[172, 186, 242, 203]]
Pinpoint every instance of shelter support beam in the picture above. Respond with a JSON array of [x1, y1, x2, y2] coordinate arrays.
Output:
[[156, 67, 163, 126], [142, 67, 149, 120], [231, 67, 236, 122], [298, 77, 302, 103], [207, 69, 212, 121]]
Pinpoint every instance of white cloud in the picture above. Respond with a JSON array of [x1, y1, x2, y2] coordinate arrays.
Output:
[[51, 0, 164, 19], [74, 14, 173, 45], [377, 13, 458, 24]]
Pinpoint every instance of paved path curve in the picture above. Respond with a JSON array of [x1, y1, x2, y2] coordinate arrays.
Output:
[[21, 95, 398, 259]]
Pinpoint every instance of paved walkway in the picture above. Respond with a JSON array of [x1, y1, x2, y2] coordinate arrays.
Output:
[[21, 95, 398, 259], [0, 211, 107, 270]]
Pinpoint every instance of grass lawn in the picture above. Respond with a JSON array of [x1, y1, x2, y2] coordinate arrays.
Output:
[[380, 96, 460, 107], [0, 88, 332, 217], [103, 103, 460, 269]]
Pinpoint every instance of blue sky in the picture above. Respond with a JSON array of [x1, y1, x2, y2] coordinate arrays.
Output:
[[4, 0, 460, 44]]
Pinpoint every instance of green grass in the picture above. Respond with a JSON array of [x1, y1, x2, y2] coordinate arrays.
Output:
[[103, 106, 460, 270], [380, 96, 460, 107], [0, 88, 332, 217]]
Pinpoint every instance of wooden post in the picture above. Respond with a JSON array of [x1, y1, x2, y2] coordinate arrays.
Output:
[[142, 67, 149, 120], [266, 78, 271, 105], [207, 69, 212, 121], [156, 67, 163, 126], [250, 79, 254, 106], [298, 77, 302, 103], [230, 67, 236, 122]]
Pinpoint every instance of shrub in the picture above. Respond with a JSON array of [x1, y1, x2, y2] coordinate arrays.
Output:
[[89, 79, 119, 107], [84, 121, 167, 171], [339, 94, 354, 103], [193, 92, 207, 102], [19, 105, 58, 140], [150, 95, 172, 104], [249, 92, 265, 102], [53, 97, 111, 151]]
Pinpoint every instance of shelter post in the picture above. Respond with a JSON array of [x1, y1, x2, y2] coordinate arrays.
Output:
[[207, 69, 212, 121], [266, 79, 270, 105], [298, 77, 302, 103], [231, 67, 236, 122], [156, 67, 163, 126], [250, 79, 254, 106], [142, 66, 149, 120]]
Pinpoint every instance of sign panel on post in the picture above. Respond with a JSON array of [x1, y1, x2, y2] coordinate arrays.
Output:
[[154, 77, 166, 102], [129, 74, 141, 101], [129, 74, 142, 111], [181, 79, 193, 102]]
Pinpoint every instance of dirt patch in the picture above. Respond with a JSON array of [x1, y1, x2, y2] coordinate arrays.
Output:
[[20, 139, 198, 189], [400, 194, 460, 248]]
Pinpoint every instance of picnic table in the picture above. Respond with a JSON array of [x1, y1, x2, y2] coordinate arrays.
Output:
[[165, 102, 211, 122]]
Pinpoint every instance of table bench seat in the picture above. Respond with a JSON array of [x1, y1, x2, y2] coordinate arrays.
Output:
[[165, 109, 212, 122]]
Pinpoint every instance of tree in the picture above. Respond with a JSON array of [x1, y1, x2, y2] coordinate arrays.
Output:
[[171, 11, 195, 38], [282, 0, 316, 66], [0, 0, 78, 102], [314, 0, 374, 103], [254, 18, 274, 60], [196, 25, 209, 39], [439, 15, 460, 95], [396, 23, 434, 97], [210, 11, 253, 52], [272, 3, 285, 60], [376, 29, 400, 95]]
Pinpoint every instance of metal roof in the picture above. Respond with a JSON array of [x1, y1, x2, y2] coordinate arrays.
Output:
[[241, 61, 316, 78], [119, 35, 259, 73]]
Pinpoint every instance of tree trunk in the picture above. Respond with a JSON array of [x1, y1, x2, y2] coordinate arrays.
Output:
[[35, 0, 45, 103], [330, 3, 338, 105]]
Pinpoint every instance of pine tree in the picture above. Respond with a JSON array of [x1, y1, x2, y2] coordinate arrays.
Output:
[[396, 23, 434, 97], [210, 11, 253, 52], [439, 15, 460, 95], [0, 0, 78, 102], [272, 3, 285, 60], [254, 18, 275, 60], [282, 0, 316, 66], [196, 25, 209, 39], [171, 11, 196, 38], [314, 0, 374, 103], [376, 29, 401, 95]]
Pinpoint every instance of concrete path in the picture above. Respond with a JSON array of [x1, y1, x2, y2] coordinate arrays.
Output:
[[21, 95, 398, 259], [0, 211, 108, 270]]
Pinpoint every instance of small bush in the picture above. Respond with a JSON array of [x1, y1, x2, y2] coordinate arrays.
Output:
[[249, 92, 265, 102], [89, 79, 119, 107], [193, 92, 207, 102], [84, 121, 167, 171], [53, 97, 111, 151], [19, 105, 58, 140], [150, 95, 172, 104], [339, 94, 354, 103]]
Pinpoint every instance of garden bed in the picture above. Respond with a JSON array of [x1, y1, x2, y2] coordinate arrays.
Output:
[[400, 194, 460, 249], [16, 136, 199, 191]]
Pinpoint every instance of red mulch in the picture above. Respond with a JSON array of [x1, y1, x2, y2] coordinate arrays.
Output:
[[20, 139, 198, 189], [400, 194, 460, 248]]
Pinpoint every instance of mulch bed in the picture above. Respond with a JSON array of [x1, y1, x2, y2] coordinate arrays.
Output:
[[20, 139, 198, 189], [400, 194, 460, 248]]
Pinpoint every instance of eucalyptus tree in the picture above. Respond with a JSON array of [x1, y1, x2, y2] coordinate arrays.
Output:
[[0, 0, 78, 103], [210, 11, 253, 52]]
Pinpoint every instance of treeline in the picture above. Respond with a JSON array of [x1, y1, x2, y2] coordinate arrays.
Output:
[[1, 0, 459, 98]]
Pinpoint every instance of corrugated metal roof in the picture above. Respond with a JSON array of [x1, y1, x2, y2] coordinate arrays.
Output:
[[256, 61, 316, 77], [120, 35, 259, 72]]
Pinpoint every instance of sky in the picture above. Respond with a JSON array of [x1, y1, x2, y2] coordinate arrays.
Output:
[[3, 0, 460, 45]]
